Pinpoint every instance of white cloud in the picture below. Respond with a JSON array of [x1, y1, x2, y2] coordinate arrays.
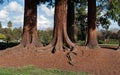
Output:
[[40, 4, 54, 17], [37, 4, 54, 30], [39, 15, 47, 20], [13, 15, 23, 23], [4, 1, 23, 14], [37, 15, 52, 30], [0, 1, 24, 28], [0, 1, 54, 30], [0, 10, 9, 22]]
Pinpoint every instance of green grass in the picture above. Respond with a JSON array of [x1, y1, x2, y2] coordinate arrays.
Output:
[[0, 66, 91, 75], [99, 44, 118, 46]]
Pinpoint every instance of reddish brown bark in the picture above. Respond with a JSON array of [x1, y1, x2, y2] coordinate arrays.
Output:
[[86, 0, 99, 48], [41, 0, 76, 53], [67, 0, 75, 42], [21, 0, 42, 47]]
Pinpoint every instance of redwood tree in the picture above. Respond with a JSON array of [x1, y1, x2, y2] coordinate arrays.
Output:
[[21, 0, 41, 47], [86, 0, 99, 48], [67, 0, 75, 42], [42, 0, 76, 52]]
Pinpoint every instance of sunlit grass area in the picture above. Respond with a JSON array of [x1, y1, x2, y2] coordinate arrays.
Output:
[[0, 66, 91, 75]]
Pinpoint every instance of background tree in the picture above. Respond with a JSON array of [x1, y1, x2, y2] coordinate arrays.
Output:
[[98, 29, 118, 45], [67, 0, 75, 42], [7, 21, 12, 29], [86, 0, 99, 48], [0, 21, 2, 28], [117, 30, 120, 50], [38, 29, 52, 46], [75, 0, 87, 42], [105, 0, 120, 50], [0, 33, 6, 40], [13, 27, 22, 42], [3, 28, 13, 47], [74, 0, 114, 45]]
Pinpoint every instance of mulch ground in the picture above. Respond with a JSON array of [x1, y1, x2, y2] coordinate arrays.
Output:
[[0, 45, 120, 75]]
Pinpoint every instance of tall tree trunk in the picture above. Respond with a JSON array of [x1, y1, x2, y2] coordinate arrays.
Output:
[[21, 0, 41, 47], [86, 0, 99, 48], [67, 0, 75, 42], [41, 0, 76, 53]]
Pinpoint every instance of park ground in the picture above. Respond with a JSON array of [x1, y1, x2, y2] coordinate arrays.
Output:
[[0, 45, 120, 75]]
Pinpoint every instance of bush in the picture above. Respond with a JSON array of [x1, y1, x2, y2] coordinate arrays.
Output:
[[0, 42, 19, 50], [98, 39, 118, 44], [77, 40, 85, 46], [38, 30, 52, 46]]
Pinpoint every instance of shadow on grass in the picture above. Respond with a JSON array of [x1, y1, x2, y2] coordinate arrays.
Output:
[[100, 45, 118, 50], [0, 42, 19, 50]]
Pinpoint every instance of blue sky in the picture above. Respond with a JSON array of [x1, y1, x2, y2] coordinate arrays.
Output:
[[0, 0, 119, 30], [0, 0, 54, 30]]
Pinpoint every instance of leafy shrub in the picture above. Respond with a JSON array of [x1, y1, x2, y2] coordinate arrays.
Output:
[[38, 30, 52, 46], [77, 40, 85, 46], [98, 39, 118, 44]]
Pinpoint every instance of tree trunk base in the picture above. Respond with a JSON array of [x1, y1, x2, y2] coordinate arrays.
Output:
[[36, 40, 77, 53], [86, 43, 100, 49]]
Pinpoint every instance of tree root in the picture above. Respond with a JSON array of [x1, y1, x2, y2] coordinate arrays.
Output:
[[36, 42, 79, 66], [66, 45, 78, 66]]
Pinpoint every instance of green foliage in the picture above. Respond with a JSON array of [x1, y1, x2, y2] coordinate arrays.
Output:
[[77, 40, 85, 46], [38, 29, 53, 46], [98, 39, 118, 44], [0, 21, 2, 28], [98, 17, 111, 30], [36, 0, 54, 7], [0, 33, 6, 39], [118, 30, 120, 39], [98, 29, 119, 44], [75, 0, 114, 41], [0, 21, 22, 43], [0, 42, 19, 50], [0, 66, 90, 75], [12, 27, 22, 42], [106, 0, 120, 26], [3, 28, 14, 42], [75, 0, 87, 41], [7, 21, 12, 29]]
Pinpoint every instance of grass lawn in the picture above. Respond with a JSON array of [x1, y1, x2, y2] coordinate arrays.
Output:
[[99, 44, 118, 46], [0, 66, 91, 75]]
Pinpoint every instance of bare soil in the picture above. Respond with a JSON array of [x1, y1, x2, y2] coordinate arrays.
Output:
[[0, 45, 120, 75]]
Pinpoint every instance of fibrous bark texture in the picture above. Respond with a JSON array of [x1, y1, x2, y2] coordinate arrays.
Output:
[[21, 0, 42, 47], [86, 0, 99, 49], [40, 0, 76, 53], [67, 0, 75, 42]]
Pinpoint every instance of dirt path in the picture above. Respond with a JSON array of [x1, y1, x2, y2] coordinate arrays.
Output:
[[0, 46, 120, 75]]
